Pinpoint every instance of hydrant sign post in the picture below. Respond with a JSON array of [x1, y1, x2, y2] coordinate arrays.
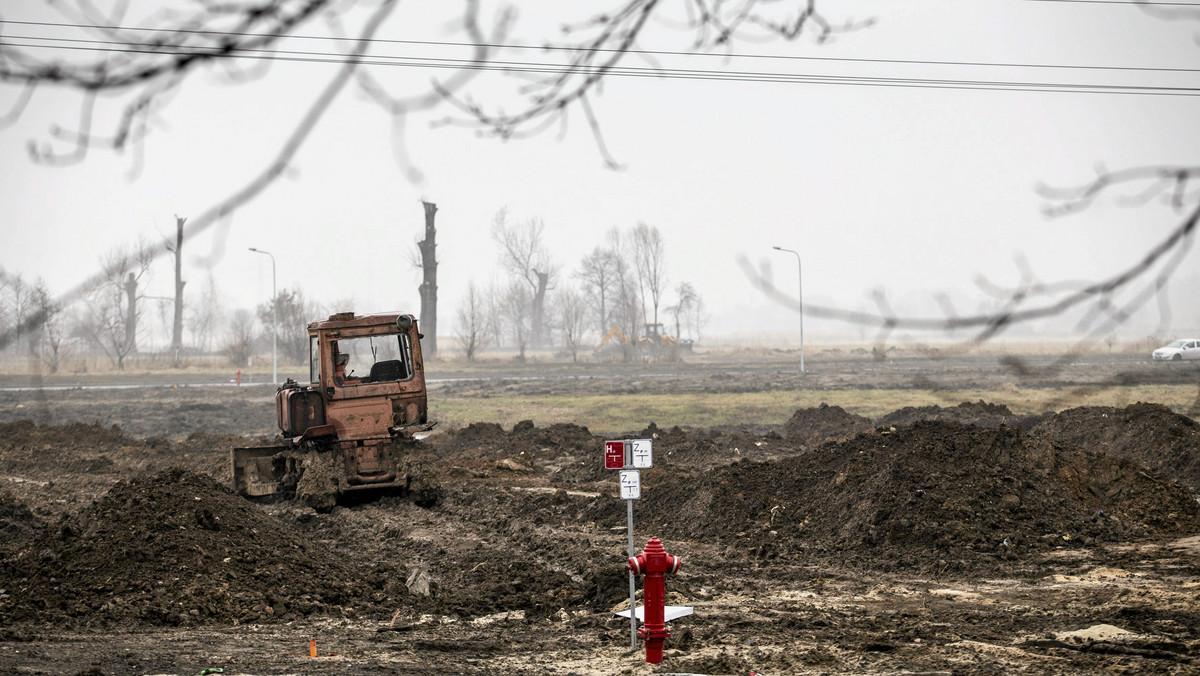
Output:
[[605, 438, 653, 651]]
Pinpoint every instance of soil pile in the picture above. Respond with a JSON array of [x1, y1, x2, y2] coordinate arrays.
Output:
[[438, 421, 606, 484], [877, 400, 1046, 430], [591, 421, 1200, 573], [0, 469, 389, 627], [0, 420, 141, 474], [781, 403, 873, 445], [0, 489, 39, 550], [442, 421, 508, 451], [624, 424, 779, 471], [441, 420, 596, 454], [508, 420, 597, 452], [1031, 403, 1200, 492], [0, 420, 131, 449], [422, 490, 628, 618]]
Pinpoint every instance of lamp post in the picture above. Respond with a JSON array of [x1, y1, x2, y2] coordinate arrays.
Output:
[[772, 246, 804, 373], [248, 247, 277, 384]]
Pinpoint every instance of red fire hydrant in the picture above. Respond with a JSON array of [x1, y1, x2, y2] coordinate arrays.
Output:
[[627, 536, 682, 664]]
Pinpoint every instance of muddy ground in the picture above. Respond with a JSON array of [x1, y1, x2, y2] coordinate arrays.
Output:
[[1, 354, 1199, 675]]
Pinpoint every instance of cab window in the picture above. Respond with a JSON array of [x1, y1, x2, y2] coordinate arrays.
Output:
[[309, 336, 320, 383], [331, 333, 413, 386]]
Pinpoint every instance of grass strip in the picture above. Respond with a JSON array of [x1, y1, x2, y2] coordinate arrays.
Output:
[[430, 385, 1199, 434]]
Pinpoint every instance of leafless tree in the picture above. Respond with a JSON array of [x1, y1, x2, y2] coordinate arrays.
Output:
[[666, 281, 700, 341], [631, 222, 667, 327], [29, 279, 66, 373], [484, 281, 504, 350], [577, 246, 620, 337], [555, 285, 591, 363], [185, 275, 223, 353], [256, 288, 316, 364], [604, 228, 643, 362], [455, 281, 490, 361], [223, 308, 257, 368], [498, 279, 532, 361], [492, 209, 558, 349], [689, 293, 709, 344], [0, 272, 34, 354], [74, 244, 153, 369]]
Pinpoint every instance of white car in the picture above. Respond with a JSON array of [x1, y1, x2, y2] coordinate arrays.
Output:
[[1152, 338, 1200, 361]]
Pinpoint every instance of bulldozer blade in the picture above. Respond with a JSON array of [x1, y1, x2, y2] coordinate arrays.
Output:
[[231, 445, 290, 498]]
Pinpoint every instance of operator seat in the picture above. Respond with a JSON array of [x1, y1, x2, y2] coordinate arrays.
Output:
[[368, 359, 406, 382]]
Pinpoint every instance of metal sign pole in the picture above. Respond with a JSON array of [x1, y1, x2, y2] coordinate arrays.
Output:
[[607, 439, 650, 653], [627, 497, 637, 650]]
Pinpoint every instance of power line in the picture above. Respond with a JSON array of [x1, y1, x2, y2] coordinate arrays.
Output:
[[1018, 0, 1200, 6], [3, 38, 1197, 98], [1, 18, 1196, 76]]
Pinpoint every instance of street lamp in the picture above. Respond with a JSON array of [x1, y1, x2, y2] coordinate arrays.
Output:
[[772, 245, 805, 373], [248, 247, 277, 384]]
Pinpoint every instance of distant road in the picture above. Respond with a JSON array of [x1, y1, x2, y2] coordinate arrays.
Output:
[[0, 351, 1181, 393]]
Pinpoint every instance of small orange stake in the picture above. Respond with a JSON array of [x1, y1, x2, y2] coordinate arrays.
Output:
[[309, 639, 317, 658]]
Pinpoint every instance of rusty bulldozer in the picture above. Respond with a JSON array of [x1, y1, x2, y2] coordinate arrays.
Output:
[[231, 312, 438, 510]]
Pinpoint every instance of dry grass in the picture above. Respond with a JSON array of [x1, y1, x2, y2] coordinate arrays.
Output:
[[431, 384, 1199, 435]]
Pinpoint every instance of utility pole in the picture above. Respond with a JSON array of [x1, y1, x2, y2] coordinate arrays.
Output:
[[170, 216, 186, 368], [248, 247, 277, 384], [772, 246, 804, 373]]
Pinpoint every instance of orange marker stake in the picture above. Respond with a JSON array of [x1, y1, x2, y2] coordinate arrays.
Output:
[[309, 639, 317, 658]]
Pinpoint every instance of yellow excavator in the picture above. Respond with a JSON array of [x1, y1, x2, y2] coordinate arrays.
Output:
[[594, 325, 631, 360]]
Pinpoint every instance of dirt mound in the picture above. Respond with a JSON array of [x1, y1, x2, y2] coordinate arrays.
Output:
[[0, 420, 133, 449], [877, 400, 1046, 430], [1031, 403, 1200, 492], [1050, 448, 1199, 531], [0, 489, 39, 549], [448, 421, 508, 447], [508, 420, 597, 452], [436, 420, 604, 485], [0, 469, 393, 627], [439, 420, 596, 453], [781, 403, 873, 445], [647, 425, 728, 467], [590, 421, 1200, 574]]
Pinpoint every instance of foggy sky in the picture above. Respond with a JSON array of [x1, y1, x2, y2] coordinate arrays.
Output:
[[2, 0, 1198, 348]]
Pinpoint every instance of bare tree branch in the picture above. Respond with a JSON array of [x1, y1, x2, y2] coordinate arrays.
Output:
[[0, 0, 398, 351], [1037, 165, 1200, 217], [740, 198, 1199, 345], [436, 1, 865, 160], [0, 80, 35, 129]]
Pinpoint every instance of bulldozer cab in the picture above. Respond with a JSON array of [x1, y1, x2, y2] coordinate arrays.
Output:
[[302, 312, 429, 427], [317, 329, 414, 389]]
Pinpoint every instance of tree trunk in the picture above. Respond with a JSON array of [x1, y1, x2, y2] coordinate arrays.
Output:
[[418, 201, 438, 355], [123, 272, 138, 363], [531, 269, 549, 349], [171, 216, 187, 367]]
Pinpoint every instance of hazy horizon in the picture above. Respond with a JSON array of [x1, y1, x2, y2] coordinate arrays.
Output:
[[2, 1, 1198, 353]]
